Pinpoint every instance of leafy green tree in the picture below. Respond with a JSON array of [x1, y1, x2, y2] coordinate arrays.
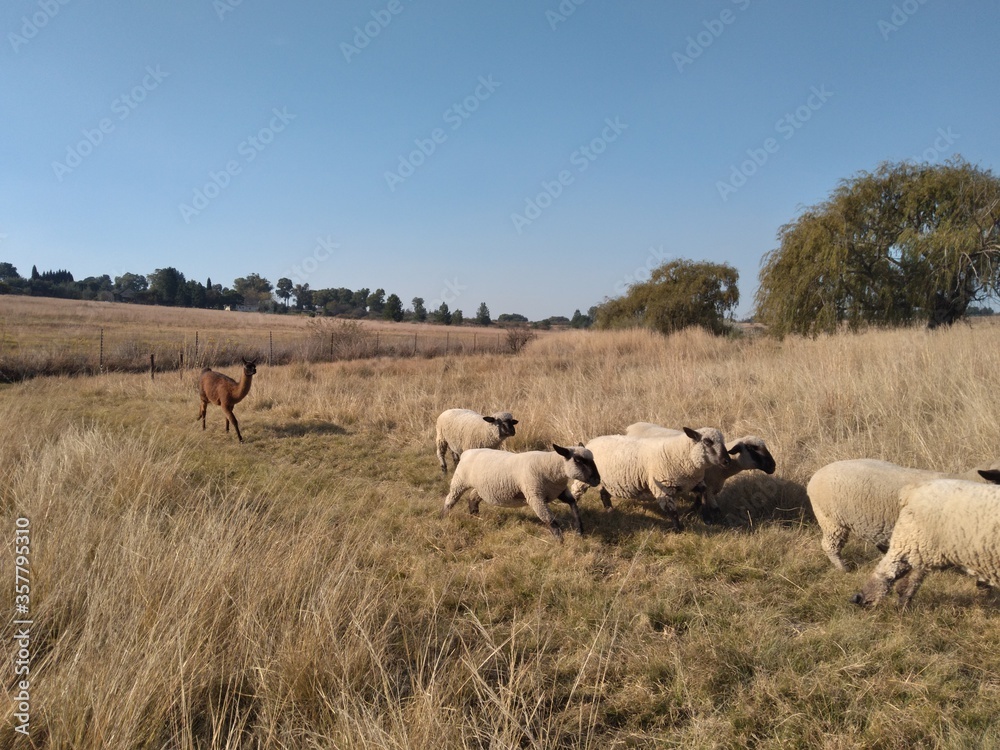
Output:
[[433, 302, 452, 325], [232, 273, 273, 308], [0, 262, 19, 280], [293, 283, 312, 311], [114, 272, 148, 301], [452, 309, 464, 326], [412, 297, 427, 322], [594, 259, 739, 335], [570, 309, 592, 328], [476, 302, 491, 326], [755, 159, 1000, 335], [351, 288, 370, 313], [367, 288, 385, 314], [148, 267, 186, 306], [383, 293, 404, 322], [275, 277, 293, 309]]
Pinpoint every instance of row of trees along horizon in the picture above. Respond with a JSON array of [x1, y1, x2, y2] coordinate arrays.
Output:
[[2, 160, 998, 337], [0, 265, 598, 330]]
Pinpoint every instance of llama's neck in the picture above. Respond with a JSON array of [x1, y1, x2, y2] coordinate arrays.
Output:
[[234, 371, 254, 400]]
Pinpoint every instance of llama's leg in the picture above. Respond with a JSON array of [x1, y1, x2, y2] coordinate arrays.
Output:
[[223, 408, 243, 442], [199, 398, 208, 430]]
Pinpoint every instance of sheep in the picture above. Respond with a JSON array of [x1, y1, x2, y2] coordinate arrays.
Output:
[[197, 357, 257, 443], [441, 444, 600, 540], [435, 408, 518, 474], [625, 422, 776, 518], [852, 479, 1000, 608], [571, 427, 731, 531], [807, 459, 1000, 572]]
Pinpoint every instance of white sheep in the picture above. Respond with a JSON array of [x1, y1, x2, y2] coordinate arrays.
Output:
[[807, 459, 1000, 571], [625, 422, 776, 517], [435, 408, 518, 474], [571, 427, 731, 532], [441, 444, 601, 540], [852, 478, 1000, 608]]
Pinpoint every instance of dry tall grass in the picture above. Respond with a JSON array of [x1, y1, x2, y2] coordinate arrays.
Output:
[[3, 322, 1000, 747]]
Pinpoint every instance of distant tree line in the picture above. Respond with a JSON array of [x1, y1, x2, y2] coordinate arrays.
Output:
[[0, 262, 592, 328]]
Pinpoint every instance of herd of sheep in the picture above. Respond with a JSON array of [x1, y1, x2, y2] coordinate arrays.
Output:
[[433, 407, 1000, 610]]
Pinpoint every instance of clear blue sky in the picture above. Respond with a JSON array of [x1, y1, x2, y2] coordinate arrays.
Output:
[[3, 1, 998, 320]]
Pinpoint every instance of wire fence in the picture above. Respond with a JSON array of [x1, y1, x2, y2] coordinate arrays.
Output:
[[0, 320, 534, 381]]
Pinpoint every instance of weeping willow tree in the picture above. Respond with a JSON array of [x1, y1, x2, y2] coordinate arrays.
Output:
[[755, 159, 1000, 336], [595, 258, 739, 335]]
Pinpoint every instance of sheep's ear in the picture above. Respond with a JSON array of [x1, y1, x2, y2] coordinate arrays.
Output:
[[483, 416, 498, 424], [728, 445, 742, 455], [510, 419, 519, 425], [578, 442, 585, 448], [979, 469, 1000, 484], [552, 444, 571, 458], [683, 426, 702, 442]]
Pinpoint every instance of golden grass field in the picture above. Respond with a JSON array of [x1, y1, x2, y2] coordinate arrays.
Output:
[[3, 300, 1000, 748], [0, 296, 519, 379]]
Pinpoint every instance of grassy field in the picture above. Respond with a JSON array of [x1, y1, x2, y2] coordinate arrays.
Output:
[[3, 311, 1000, 748], [0, 296, 520, 379]]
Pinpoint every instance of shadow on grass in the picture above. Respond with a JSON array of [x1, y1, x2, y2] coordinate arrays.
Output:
[[715, 475, 812, 530], [260, 420, 348, 438]]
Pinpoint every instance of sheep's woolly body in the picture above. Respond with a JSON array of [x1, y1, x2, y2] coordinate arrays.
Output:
[[807, 459, 996, 571], [624, 423, 775, 508], [435, 408, 517, 474], [442, 445, 599, 539], [576, 429, 728, 530], [854, 480, 1000, 607]]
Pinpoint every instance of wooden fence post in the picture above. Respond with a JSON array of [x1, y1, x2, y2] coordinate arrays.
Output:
[[99, 327, 104, 372], [269, 331, 273, 366], [150, 353, 155, 380], [194, 331, 199, 363], [445, 332, 449, 355], [374, 331, 379, 357], [413, 333, 418, 356]]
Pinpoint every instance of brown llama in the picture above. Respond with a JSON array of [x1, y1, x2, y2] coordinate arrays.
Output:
[[197, 357, 257, 442]]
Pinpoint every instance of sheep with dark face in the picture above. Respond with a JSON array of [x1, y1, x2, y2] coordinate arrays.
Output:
[[625, 423, 775, 518], [852, 478, 1000, 609], [807, 459, 1000, 572], [571, 427, 732, 532], [435, 408, 518, 474], [441, 444, 600, 540]]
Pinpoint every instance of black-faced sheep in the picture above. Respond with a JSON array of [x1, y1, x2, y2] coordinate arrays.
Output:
[[435, 408, 518, 474]]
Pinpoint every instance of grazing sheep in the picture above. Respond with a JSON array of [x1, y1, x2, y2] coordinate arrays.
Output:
[[435, 408, 518, 474], [197, 357, 257, 443], [625, 423, 776, 517], [807, 459, 1000, 571], [441, 444, 600, 540], [852, 479, 1000, 608], [572, 428, 731, 531]]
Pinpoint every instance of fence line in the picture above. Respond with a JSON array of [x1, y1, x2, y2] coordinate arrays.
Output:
[[0, 325, 525, 380]]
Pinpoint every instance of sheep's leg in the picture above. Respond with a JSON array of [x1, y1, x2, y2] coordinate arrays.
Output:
[[820, 526, 851, 572], [852, 552, 910, 607], [652, 485, 683, 532], [442, 482, 468, 518], [436, 439, 449, 474], [223, 407, 243, 442], [525, 495, 563, 541], [557, 489, 584, 535], [894, 566, 926, 608], [599, 487, 613, 511], [467, 490, 481, 516]]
